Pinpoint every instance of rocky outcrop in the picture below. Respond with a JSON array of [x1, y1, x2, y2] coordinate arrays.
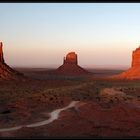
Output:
[[63, 52, 78, 65], [0, 42, 23, 80], [111, 46, 140, 79], [0, 42, 4, 63], [131, 47, 140, 67], [56, 52, 89, 76]]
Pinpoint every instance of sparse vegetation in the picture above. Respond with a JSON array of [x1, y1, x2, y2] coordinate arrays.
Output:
[[1, 68, 140, 137]]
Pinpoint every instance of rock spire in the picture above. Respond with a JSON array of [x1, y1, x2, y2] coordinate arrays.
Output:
[[0, 42, 4, 63]]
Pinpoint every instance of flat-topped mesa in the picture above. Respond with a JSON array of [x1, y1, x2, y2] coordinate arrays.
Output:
[[0, 42, 4, 63], [131, 46, 140, 68], [63, 52, 78, 65]]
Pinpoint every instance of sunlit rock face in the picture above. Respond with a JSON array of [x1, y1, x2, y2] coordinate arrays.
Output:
[[56, 52, 89, 76], [0, 42, 23, 80], [111, 46, 140, 79], [131, 46, 140, 68], [64, 52, 78, 65]]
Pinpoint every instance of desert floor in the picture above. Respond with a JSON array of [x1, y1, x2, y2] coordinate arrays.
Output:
[[0, 68, 140, 138]]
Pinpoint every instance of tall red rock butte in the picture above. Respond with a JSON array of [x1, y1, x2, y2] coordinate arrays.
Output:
[[0, 42, 23, 80], [112, 45, 140, 79], [56, 52, 89, 76], [0, 42, 4, 63], [131, 46, 140, 68]]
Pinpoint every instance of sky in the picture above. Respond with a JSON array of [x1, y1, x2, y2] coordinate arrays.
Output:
[[0, 3, 140, 69]]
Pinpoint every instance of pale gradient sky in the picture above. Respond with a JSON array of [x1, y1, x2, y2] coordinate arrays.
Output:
[[0, 3, 140, 68]]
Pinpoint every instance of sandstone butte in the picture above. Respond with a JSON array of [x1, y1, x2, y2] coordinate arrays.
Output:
[[56, 52, 90, 76], [0, 42, 23, 80], [111, 46, 140, 79]]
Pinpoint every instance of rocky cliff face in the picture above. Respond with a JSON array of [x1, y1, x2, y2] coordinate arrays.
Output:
[[56, 52, 89, 76], [0, 42, 4, 63], [111, 46, 140, 79], [131, 47, 140, 68], [0, 42, 23, 80], [63, 52, 78, 65]]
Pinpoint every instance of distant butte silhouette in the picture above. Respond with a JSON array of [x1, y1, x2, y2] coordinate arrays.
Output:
[[0, 42, 23, 80], [56, 52, 89, 76], [112, 45, 140, 79]]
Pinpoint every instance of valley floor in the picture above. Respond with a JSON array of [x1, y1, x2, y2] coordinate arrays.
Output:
[[0, 68, 140, 138]]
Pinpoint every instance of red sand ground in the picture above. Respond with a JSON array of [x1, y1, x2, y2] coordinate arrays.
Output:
[[1, 100, 140, 138]]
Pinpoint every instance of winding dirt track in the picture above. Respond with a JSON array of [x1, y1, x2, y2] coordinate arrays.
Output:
[[0, 101, 79, 132]]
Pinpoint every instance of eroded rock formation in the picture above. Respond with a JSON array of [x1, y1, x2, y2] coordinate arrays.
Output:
[[0, 42, 23, 80], [56, 52, 89, 76], [111, 46, 140, 79], [131, 46, 140, 67], [0, 42, 4, 63], [63, 52, 78, 65]]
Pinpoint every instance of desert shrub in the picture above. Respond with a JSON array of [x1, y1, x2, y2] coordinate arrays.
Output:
[[96, 96, 100, 101], [1, 110, 11, 114]]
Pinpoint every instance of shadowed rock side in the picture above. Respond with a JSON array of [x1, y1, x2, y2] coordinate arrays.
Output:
[[55, 52, 90, 76], [0, 42, 23, 80], [110, 46, 140, 79]]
